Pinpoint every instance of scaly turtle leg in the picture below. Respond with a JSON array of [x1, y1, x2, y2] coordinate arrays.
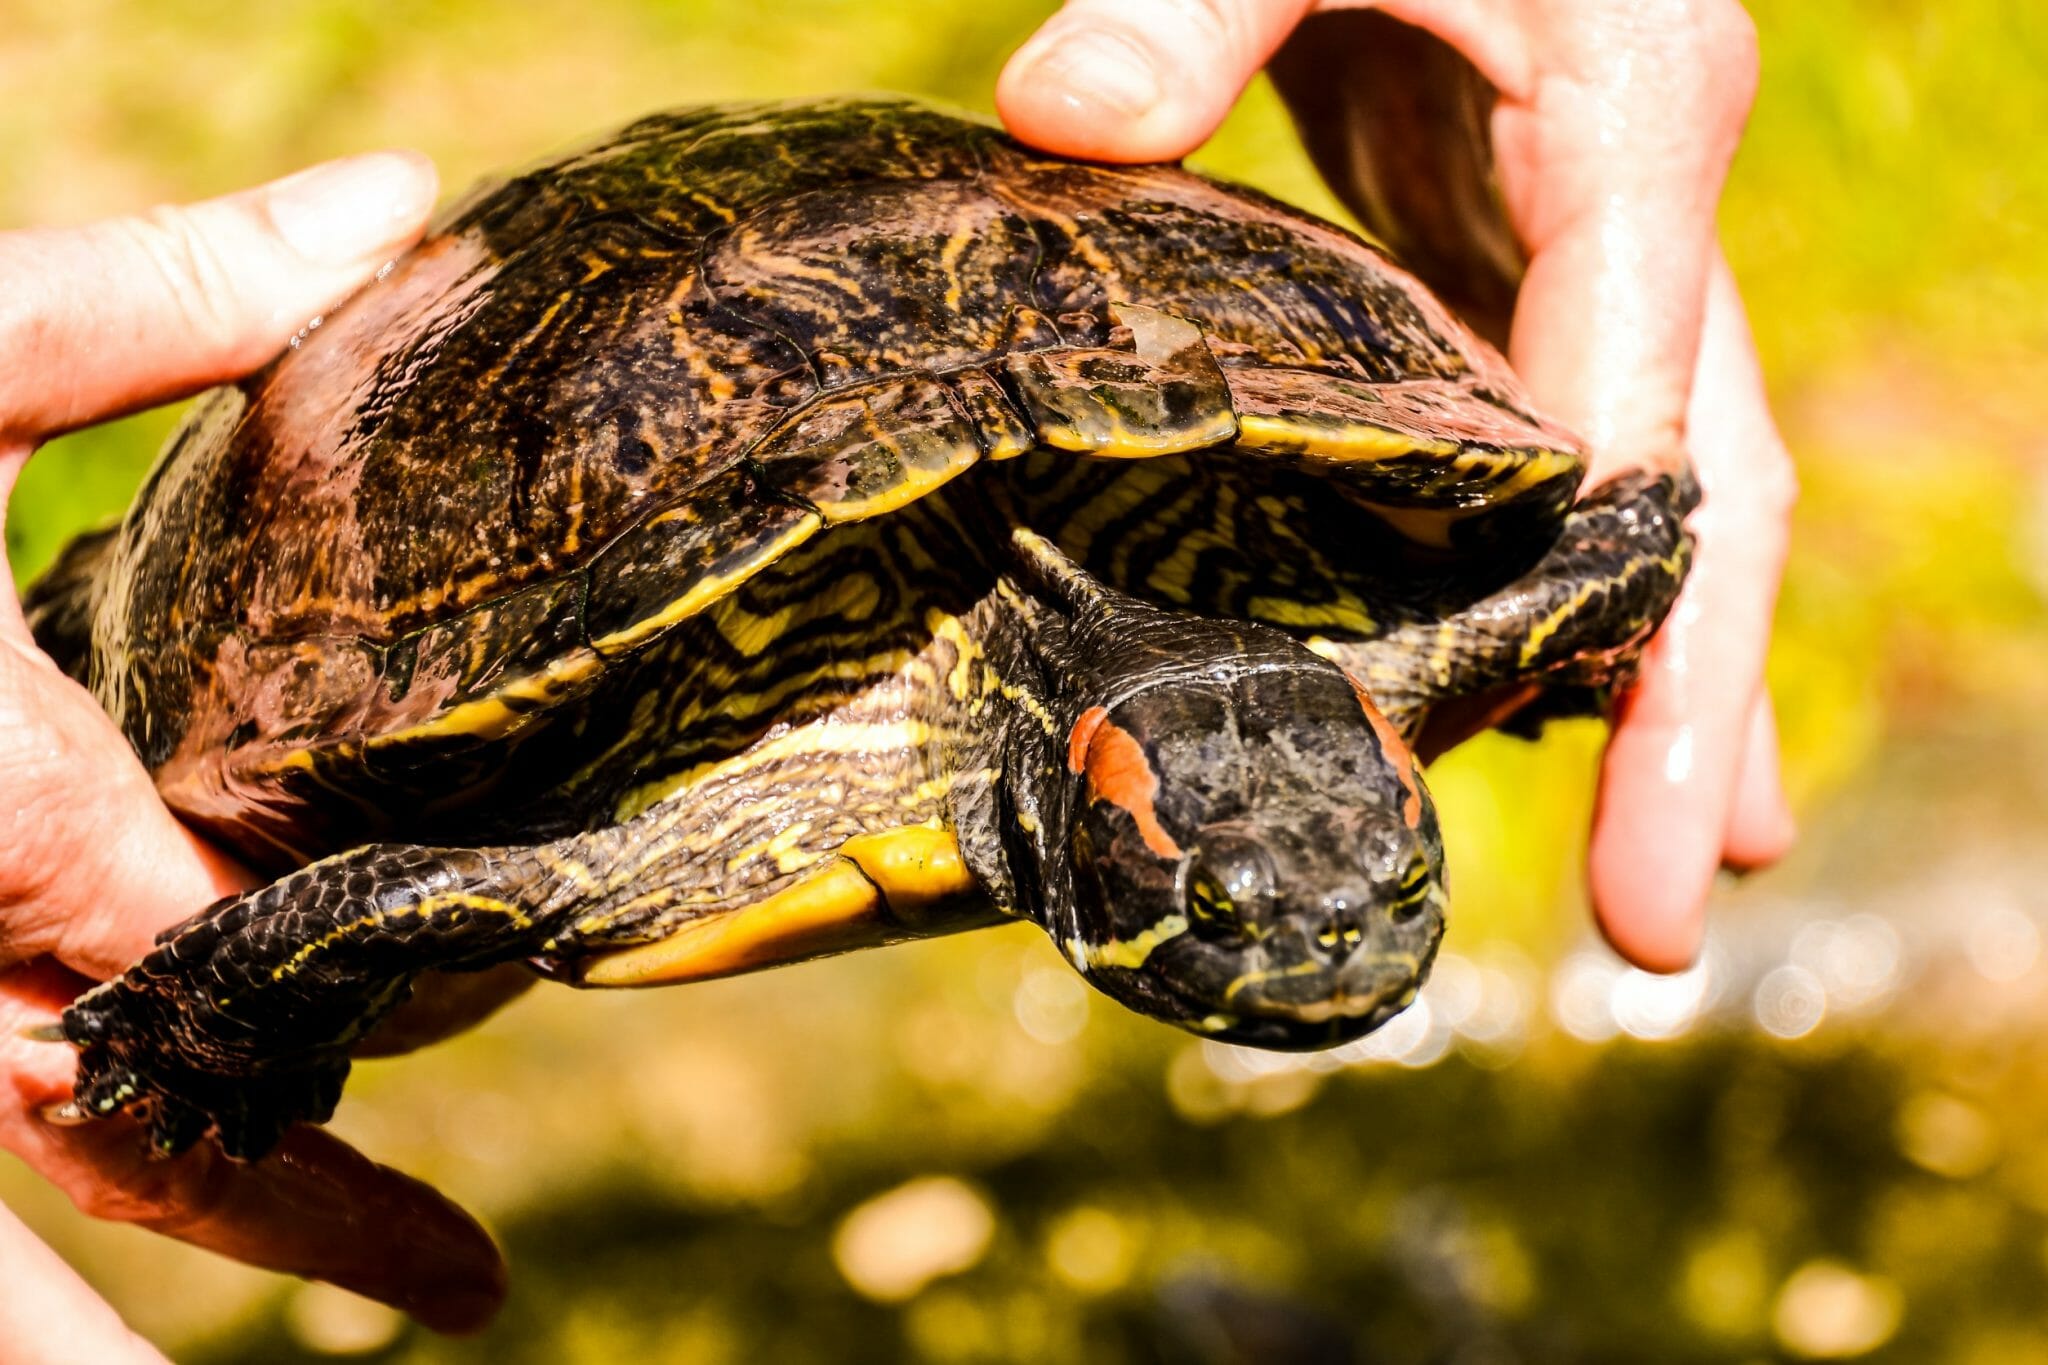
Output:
[[1329, 469, 1699, 743], [58, 820, 988, 1160]]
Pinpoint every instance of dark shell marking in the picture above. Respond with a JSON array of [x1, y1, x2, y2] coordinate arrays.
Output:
[[23, 98, 1699, 1159], [51, 97, 1578, 861]]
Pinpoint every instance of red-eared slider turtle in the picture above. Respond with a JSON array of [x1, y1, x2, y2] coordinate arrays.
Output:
[[26, 98, 1693, 1159]]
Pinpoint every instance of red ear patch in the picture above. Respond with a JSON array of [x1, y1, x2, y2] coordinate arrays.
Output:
[[1346, 673, 1424, 831], [1068, 705, 1184, 860], [1068, 705, 1109, 774]]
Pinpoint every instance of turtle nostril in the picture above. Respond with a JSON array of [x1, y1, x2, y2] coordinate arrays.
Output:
[[1314, 897, 1368, 961]]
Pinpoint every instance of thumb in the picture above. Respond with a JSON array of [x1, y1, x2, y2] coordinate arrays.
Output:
[[0, 157, 434, 970], [0, 150, 437, 445], [999, 0, 1317, 162]]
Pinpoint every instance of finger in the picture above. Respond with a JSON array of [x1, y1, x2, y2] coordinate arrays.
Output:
[[1588, 251, 1795, 968], [0, 151, 436, 444], [59, 1125, 505, 1336], [0, 1201, 168, 1364], [1476, 0, 1760, 476], [1722, 692, 1796, 871], [0, 970, 505, 1335], [0, 635, 253, 977], [998, 0, 1317, 162]]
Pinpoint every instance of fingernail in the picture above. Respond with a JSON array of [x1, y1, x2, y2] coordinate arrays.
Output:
[[375, 1206, 506, 1334], [1021, 27, 1163, 119], [266, 151, 437, 266]]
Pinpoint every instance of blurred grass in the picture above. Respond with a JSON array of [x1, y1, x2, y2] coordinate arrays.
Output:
[[1724, 0, 2048, 379], [3, 1, 2047, 1360]]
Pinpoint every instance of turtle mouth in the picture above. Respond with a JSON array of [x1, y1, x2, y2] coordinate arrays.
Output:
[[1145, 932, 1438, 1051], [1223, 958, 1423, 1033], [1234, 978, 1418, 1024]]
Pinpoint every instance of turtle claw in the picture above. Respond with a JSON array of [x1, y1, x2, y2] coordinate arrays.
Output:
[[146, 1097, 212, 1159], [61, 982, 352, 1161], [60, 990, 117, 1045], [20, 1022, 69, 1043], [66, 1039, 349, 1160], [78, 1064, 145, 1118]]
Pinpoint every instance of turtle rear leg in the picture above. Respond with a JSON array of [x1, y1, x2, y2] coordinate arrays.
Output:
[[1335, 469, 1700, 744]]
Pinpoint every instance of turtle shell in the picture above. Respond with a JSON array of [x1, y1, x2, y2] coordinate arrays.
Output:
[[59, 97, 1581, 863]]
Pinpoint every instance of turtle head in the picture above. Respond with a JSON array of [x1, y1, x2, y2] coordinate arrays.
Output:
[[1058, 663, 1446, 1049]]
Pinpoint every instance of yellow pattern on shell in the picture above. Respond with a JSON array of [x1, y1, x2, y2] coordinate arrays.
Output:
[[588, 512, 826, 656], [1235, 412, 1459, 462]]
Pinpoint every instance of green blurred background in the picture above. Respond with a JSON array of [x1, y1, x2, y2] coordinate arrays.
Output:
[[4, 1, 2046, 1360]]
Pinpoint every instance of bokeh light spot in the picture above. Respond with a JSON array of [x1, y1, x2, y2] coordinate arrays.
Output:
[[1755, 965, 1828, 1039], [1678, 1229, 1768, 1338], [833, 1177, 995, 1303], [1896, 1091, 2000, 1179], [1044, 1207, 1137, 1294], [1550, 952, 1622, 1042], [1611, 959, 1714, 1041], [1791, 915, 1904, 1009], [284, 1283, 403, 1356], [1012, 965, 1090, 1045], [1965, 903, 2041, 983], [1771, 1260, 1903, 1359]]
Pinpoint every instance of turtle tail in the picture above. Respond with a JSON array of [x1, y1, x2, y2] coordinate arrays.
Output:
[[20, 524, 116, 684]]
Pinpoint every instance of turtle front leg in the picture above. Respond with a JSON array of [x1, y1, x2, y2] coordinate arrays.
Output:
[[60, 843, 566, 1159], [1336, 468, 1700, 742], [60, 811, 991, 1158]]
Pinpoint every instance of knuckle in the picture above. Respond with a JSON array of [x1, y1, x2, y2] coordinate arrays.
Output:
[[1689, 0, 1760, 103], [132, 1160, 237, 1240], [1658, 0, 1759, 118], [109, 205, 245, 356], [1707, 425, 1799, 519], [0, 775, 78, 939], [1139, 0, 1248, 56], [1588, 0, 1759, 127], [0, 240, 61, 439], [66, 1162, 175, 1224], [0, 656, 172, 960], [66, 1139, 233, 1234], [1175, 0, 1237, 45], [1695, 444, 1797, 551]]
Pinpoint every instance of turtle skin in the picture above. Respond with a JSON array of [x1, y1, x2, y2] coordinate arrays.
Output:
[[22, 98, 1696, 1159]]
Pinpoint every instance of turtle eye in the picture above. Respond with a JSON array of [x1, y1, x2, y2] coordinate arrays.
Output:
[[1387, 858, 1434, 923], [1184, 837, 1277, 937]]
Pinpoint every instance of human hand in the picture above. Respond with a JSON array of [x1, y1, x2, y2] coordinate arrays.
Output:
[[999, 0, 1799, 971], [0, 154, 507, 1356]]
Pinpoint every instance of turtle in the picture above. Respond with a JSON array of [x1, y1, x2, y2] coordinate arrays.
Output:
[[23, 97, 1695, 1160]]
